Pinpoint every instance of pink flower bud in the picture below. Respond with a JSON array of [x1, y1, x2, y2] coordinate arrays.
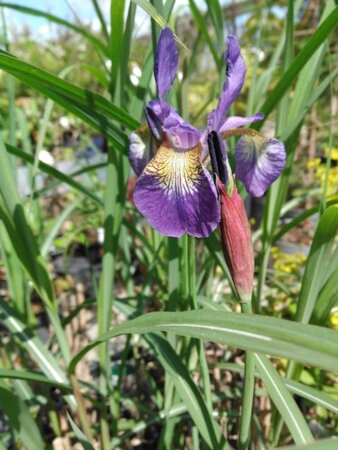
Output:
[[217, 177, 254, 301]]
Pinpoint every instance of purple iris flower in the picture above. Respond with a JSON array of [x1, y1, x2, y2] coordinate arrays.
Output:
[[128, 28, 286, 238]]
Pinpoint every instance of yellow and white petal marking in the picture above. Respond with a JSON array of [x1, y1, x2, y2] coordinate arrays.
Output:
[[142, 142, 203, 198], [134, 142, 220, 238]]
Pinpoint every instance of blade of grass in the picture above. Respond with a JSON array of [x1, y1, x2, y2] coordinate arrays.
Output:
[[0, 50, 139, 147], [189, 0, 219, 69], [6, 144, 103, 206], [255, 354, 313, 445], [276, 438, 338, 450], [285, 379, 338, 415], [131, 0, 189, 51], [91, 0, 109, 42], [0, 223, 28, 320], [0, 379, 44, 450], [67, 412, 95, 450], [147, 333, 229, 450], [110, 0, 125, 89], [0, 369, 71, 391], [253, 6, 338, 128], [210, 362, 338, 414], [296, 205, 338, 324], [41, 197, 83, 257], [0, 299, 68, 385], [310, 267, 338, 326]]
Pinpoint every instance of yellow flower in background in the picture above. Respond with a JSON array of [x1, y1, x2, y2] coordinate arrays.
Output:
[[307, 158, 321, 169], [329, 307, 338, 331], [307, 152, 338, 197], [330, 148, 338, 161], [272, 249, 307, 275]]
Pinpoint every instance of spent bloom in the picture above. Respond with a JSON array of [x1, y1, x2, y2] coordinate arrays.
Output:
[[128, 28, 286, 238]]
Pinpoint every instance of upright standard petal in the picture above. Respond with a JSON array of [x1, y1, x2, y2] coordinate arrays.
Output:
[[155, 28, 178, 98], [163, 116, 201, 149], [219, 112, 264, 133], [208, 35, 246, 132], [145, 99, 186, 141], [235, 135, 286, 197], [134, 142, 220, 238]]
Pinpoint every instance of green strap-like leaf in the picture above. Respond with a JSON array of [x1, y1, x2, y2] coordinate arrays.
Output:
[[67, 413, 95, 450], [276, 438, 338, 450], [0, 369, 71, 391], [6, 144, 103, 207], [0, 379, 44, 450], [0, 300, 68, 385], [147, 334, 228, 449], [296, 205, 338, 323], [255, 354, 313, 445], [131, 0, 188, 51], [68, 310, 338, 374], [254, 6, 338, 126], [0, 51, 139, 147]]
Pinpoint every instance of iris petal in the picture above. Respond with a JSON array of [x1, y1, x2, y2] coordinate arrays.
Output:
[[155, 28, 178, 98], [219, 113, 264, 133], [208, 35, 246, 132], [235, 135, 286, 197], [134, 143, 220, 237], [128, 125, 158, 176], [145, 99, 188, 142], [163, 117, 201, 149]]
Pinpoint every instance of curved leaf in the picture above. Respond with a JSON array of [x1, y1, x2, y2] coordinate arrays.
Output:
[[296, 205, 338, 323], [0, 51, 139, 149], [254, 6, 338, 126], [68, 311, 338, 373], [6, 144, 103, 207], [146, 334, 228, 449], [255, 354, 313, 445]]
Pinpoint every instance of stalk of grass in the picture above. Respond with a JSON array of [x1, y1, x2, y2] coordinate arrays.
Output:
[[238, 301, 255, 450]]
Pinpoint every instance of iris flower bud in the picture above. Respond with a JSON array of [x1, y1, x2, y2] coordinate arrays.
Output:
[[217, 178, 254, 302], [208, 130, 254, 302]]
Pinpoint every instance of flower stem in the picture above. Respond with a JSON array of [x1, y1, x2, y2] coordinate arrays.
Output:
[[238, 301, 255, 450], [188, 236, 213, 412]]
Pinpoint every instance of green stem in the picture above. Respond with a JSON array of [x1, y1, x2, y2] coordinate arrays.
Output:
[[97, 150, 127, 448], [188, 236, 213, 412], [69, 374, 94, 443], [238, 301, 255, 450], [91, 0, 110, 42], [253, 242, 271, 312]]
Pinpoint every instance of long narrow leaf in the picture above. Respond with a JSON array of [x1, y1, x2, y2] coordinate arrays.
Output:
[[296, 205, 338, 323], [254, 7, 338, 126], [69, 311, 338, 374], [6, 144, 103, 207], [147, 334, 228, 449], [255, 354, 313, 445]]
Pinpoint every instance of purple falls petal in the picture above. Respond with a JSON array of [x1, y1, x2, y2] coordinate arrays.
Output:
[[219, 112, 264, 133], [128, 126, 158, 176], [134, 143, 220, 238], [155, 28, 178, 98], [235, 136, 286, 197], [207, 35, 246, 132]]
